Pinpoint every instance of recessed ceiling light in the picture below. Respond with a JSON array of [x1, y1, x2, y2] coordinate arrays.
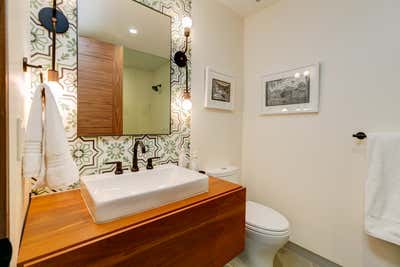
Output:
[[128, 28, 138, 35]]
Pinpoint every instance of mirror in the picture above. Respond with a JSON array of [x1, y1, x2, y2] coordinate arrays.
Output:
[[77, 0, 171, 136]]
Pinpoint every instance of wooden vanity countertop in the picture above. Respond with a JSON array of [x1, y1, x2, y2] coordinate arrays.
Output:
[[18, 177, 243, 266]]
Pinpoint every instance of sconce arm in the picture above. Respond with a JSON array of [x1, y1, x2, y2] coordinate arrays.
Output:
[[184, 35, 189, 53]]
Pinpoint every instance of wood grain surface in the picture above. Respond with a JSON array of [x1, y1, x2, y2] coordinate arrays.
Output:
[[77, 36, 123, 136], [18, 177, 246, 267]]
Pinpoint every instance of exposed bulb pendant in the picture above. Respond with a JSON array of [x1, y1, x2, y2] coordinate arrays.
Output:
[[48, 3, 58, 82], [182, 90, 192, 111], [182, 16, 192, 38], [38, 0, 69, 82], [174, 16, 193, 111], [22, 0, 69, 84], [182, 46, 192, 111]]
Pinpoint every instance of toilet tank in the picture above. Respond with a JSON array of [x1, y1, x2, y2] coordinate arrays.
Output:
[[205, 166, 240, 184]]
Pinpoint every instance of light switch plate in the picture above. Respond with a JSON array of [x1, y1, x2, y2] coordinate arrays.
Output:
[[16, 117, 24, 162]]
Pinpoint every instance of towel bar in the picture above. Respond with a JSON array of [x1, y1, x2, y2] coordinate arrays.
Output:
[[353, 132, 367, 140], [22, 57, 44, 83]]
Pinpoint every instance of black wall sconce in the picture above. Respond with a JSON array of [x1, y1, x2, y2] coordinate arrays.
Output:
[[174, 17, 192, 111], [23, 0, 69, 82]]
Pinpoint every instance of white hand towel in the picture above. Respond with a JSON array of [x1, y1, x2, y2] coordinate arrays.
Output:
[[366, 133, 400, 246], [23, 82, 79, 190], [23, 86, 45, 187]]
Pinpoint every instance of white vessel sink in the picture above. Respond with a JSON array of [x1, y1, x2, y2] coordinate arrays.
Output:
[[80, 164, 209, 224]]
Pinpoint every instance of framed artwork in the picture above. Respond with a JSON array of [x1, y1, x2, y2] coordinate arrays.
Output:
[[205, 67, 235, 111], [260, 63, 320, 115]]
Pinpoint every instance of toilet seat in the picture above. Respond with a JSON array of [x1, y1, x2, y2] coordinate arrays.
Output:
[[246, 223, 289, 237], [245, 201, 290, 236]]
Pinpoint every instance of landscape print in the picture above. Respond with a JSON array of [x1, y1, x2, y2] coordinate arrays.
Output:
[[211, 78, 231, 103], [265, 75, 310, 106]]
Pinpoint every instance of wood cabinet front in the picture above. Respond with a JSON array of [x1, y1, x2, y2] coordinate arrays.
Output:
[[18, 178, 246, 267]]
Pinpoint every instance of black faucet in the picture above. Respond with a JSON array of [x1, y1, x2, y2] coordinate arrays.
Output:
[[105, 161, 123, 175], [146, 157, 160, 170], [132, 141, 146, 172]]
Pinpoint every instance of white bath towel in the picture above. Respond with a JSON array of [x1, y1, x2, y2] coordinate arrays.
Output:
[[23, 82, 79, 190], [366, 133, 400, 246]]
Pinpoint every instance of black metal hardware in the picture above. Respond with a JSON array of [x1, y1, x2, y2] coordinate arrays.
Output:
[[146, 157, 160, 170], [22, 57, 42, 72], [184, 60, 189, 97], [174, 51, 188, 68], [23, 57, 44, 83], [36, 0, 70, 81], [0, 238, 12, 267], [353, 132, 367, 140], [105, 161, 123, 175], [174, 31, 189, 67], [152, 84, 162, 92], [198, 170, 206, 174], [174, 27, 191, 98], [132, 141, 147, 172], [38, 7, 69, 34]]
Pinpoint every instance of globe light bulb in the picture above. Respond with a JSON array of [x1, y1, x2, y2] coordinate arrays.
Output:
[[182, 98, 192, 111], [182, 17, 192, 29]]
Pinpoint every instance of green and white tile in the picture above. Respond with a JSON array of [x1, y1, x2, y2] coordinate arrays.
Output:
[[29, 0, 192, 194]]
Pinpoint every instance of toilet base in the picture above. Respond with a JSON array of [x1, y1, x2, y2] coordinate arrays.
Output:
[[225, 257, 247, 267], [236, 228, 289, 267]]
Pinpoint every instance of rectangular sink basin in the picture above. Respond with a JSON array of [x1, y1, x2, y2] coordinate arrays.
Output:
[[80, 164, 209, 224]]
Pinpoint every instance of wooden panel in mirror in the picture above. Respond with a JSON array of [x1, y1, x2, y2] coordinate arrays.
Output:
[[77, 37, 123, 136]]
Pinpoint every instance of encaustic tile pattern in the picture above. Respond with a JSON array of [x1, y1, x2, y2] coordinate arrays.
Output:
[[29, 0, 192, 195]]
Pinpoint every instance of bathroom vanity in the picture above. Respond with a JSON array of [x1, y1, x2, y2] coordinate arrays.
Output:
[[18, 177, 245, 267]]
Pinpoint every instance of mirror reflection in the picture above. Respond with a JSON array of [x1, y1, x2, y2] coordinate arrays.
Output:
[[77, 0, 171, 136]]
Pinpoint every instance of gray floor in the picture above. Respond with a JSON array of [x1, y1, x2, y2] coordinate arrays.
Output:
[[226, 242, 341, 267]]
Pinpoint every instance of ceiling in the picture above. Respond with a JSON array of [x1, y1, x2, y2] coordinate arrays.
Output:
[[216, 0, 279, 17], [124, 47, 169, 71]]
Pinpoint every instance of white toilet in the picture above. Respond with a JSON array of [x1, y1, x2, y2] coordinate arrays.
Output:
[[206, 166, 290, 267]]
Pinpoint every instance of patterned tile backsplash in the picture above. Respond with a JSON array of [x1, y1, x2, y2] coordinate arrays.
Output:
[[29, 0, 192, 194]]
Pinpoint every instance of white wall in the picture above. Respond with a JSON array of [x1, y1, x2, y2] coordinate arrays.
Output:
[[6, 0, 30, 265], [242, 0, 400, 266], [191, 0, 243, 171]]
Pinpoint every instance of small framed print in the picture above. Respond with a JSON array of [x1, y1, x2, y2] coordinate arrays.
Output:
[[205, 67, 235, 111], [260, 63, 320, 115]]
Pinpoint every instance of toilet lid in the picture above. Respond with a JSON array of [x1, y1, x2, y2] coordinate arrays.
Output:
[[246, 201, 289, 232], [206, 166, 239, 177]]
